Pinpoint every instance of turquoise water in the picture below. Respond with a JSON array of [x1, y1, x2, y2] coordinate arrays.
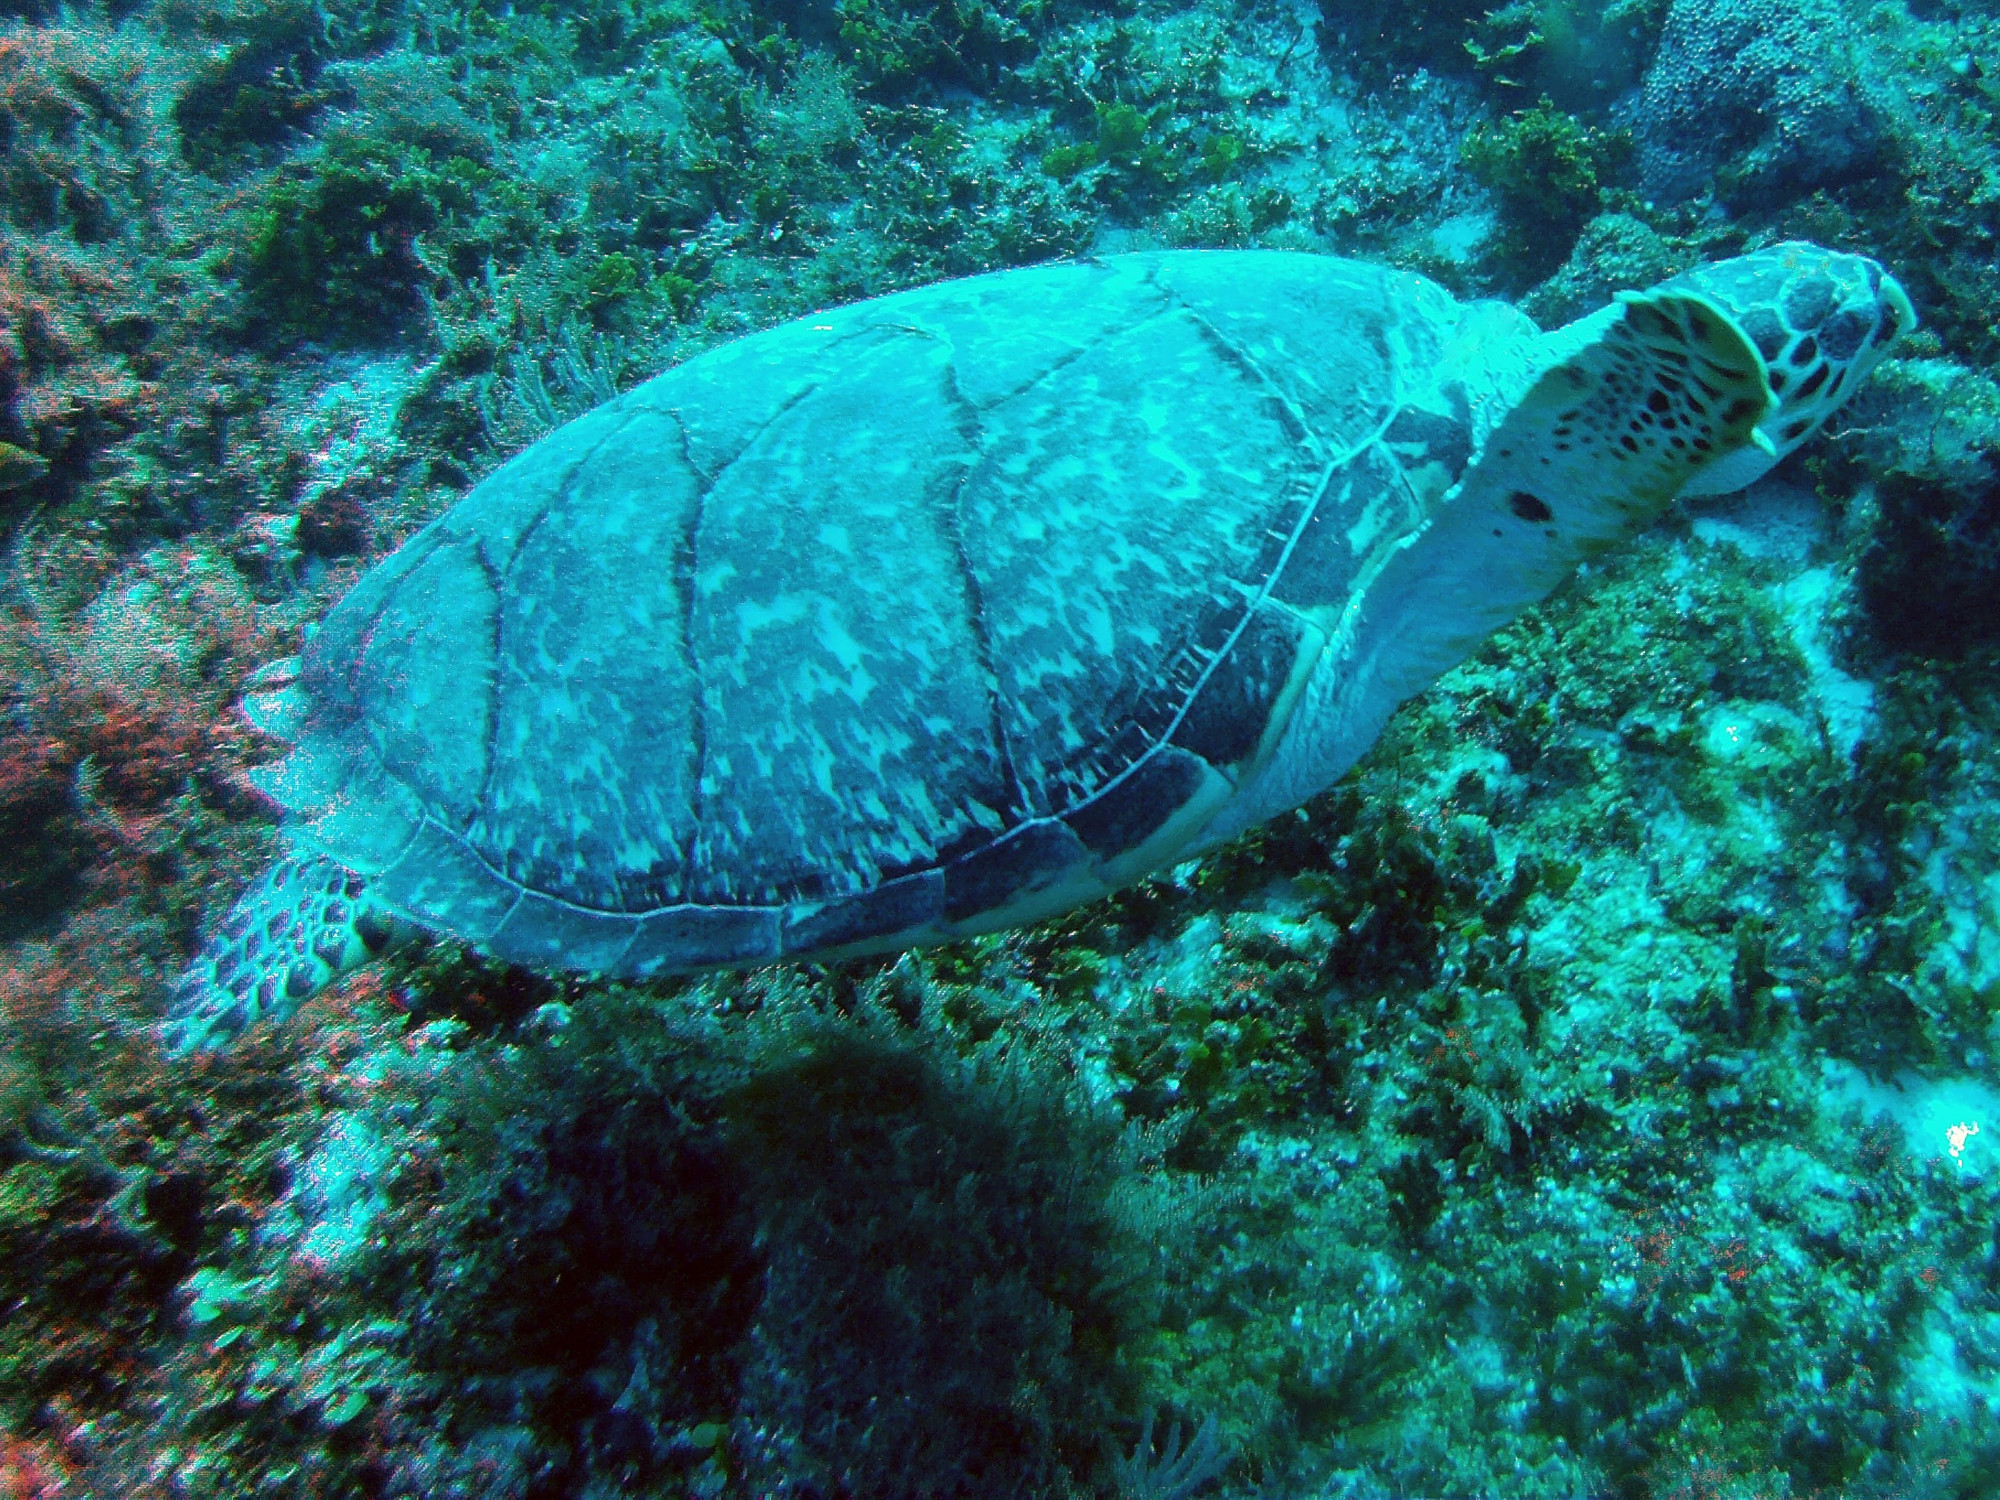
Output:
[[1, 2, 1998, 1496]]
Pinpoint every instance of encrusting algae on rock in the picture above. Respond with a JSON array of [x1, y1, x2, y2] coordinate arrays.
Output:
[[5, 1, 2000, 1496]]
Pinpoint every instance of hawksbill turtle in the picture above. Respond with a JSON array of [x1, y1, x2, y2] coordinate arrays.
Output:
[[163, 242, 1912, 1051]]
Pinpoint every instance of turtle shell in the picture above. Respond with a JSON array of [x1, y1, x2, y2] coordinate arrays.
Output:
[[269, 251, 1489, 975]]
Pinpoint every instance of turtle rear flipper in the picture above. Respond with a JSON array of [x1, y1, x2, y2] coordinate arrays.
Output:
[[163, 856, 403, 1055]]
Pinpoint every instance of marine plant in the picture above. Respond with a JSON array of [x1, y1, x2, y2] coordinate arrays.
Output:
[[0, 1, 1998, 1497], [1463, 97, 1634, 278]]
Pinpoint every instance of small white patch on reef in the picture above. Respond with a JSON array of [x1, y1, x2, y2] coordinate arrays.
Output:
[[1685, 478, 1877, 758], [1774, 566, 1876, 762], [1686, 478, 1821, 563], [304, 357, 416, 484], [289, 1114, 393, 1267], [1922, 785, 2000, 1006], [1820, 1058, 2000, 1179], [78, 545, 252, 688], [261, 1019, 466, 1269], [1428, 210, 1496, 268], [1904, 1299, 2000, 1438], [1699, 700, 1805, 767]]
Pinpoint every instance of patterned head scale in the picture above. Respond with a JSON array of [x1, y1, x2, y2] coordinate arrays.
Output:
[[1665, 242, 1915, 496]]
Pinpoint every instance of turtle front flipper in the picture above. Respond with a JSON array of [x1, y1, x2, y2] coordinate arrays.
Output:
[[162, 855, 405, 1054], [1204, 285, 1778, 844], [1344, 286, 1778, 706]]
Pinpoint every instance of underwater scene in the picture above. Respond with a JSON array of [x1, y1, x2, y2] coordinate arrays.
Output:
[[3, 0, 2000, 1496]]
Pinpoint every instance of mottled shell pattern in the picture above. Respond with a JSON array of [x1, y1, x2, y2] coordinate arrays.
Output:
[[250, 253, 1523, 976], [180, 243, 1905, 1050]]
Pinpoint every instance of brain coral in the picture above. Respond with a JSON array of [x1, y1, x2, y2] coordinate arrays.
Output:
[[1629, 0, 1888, 204]]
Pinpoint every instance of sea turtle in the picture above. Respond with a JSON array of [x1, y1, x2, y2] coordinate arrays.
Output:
[[163, 242, 1912, 1052]]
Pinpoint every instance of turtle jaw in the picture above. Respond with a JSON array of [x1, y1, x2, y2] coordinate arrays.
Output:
[[1669, 243, 1916, 497]]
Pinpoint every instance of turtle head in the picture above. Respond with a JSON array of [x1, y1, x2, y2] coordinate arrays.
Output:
[[1661, 242, 1915, 496]]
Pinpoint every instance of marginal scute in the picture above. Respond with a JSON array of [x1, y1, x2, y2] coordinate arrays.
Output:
[[242, 674, 309, 741], [372, 821, 523, 946], [1168, 605, 1309, 769], [1267, 447, 1408, 613], [246, 737, 352, 822], [780, 870, 946, 955], [1060, 746, 1209, 860], [623, 905, 781, 976], [1382, 405, 1473, 485], [286, 752, 426, 876], [942, 820, 1090, 925], [488, 891, 640, 972]]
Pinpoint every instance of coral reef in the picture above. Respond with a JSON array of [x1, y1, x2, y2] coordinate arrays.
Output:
[[0, 0, 1998, 1495], [1627, 0, 1888, 206]]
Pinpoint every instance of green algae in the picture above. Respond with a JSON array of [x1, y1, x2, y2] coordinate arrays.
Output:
[[1463, 99, 1635, 277], [243, 141, 505, 341], [1, 0, 1999, 1495], [0, 441, 48, 492]]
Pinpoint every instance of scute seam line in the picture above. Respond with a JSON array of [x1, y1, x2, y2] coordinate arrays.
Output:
[[969, 306, 1176, 411], [969, 259, 1180, 411], [683, 376, 831, 905], [1062, 451, 1343, 814], [1037, 277, 1366, 812], [469, 404, 655, 875], [1152, 271, 1407, 469], [420, 808, 782, 923], [1169, 300, 1316, 450], [933, 355, 1029, 830], [337, 526, 447, 733], [665, 405, 707, 910]]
